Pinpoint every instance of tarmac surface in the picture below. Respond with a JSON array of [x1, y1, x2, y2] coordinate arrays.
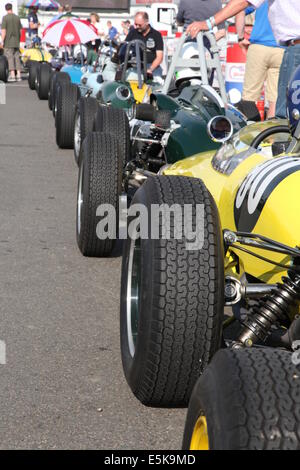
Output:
[[0, 80, 186, 450]]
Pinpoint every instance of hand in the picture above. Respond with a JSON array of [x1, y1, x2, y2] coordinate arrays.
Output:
[[186, 21, 208, 39], [147, 69, 153, 80], [239, 38, 250, 53]]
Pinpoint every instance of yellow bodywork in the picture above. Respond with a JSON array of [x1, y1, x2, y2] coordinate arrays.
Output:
[[21, 48, 52, 65], [129, 81, 152, 104], [164, 122, 300, 285]]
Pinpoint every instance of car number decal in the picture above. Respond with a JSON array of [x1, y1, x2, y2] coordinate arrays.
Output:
[[234, 156, 300, 232]]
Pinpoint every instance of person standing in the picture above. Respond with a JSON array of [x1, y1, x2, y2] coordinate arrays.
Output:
[[107, 21, 119, 42], [125, 12, 164, 77], [236, 2, 285, 118], [186, 0, 300, 119], [177, 0, 226, 41], [0, 3, 22, 82], [27, 6, 39, 39], [89, 13, 102, 50]]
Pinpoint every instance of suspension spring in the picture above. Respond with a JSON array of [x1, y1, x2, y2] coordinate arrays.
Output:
[[141, 128, 162, 159], [238, 275, 300, 347]]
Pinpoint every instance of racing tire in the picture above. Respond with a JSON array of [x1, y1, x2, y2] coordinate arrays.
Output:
[[120, 176, 224, 407], [56, 83, 80, 149], [74, 96, 98, 166], [76, 132, 122, 257], [28, 60, 40, 90], [94, 106, 130, 164], [37, 62, 51, 100], [48, 71, 56, 110], [51, 72, 71, 118], [183, 348, 300, 450], [0, 55, 8, 83]]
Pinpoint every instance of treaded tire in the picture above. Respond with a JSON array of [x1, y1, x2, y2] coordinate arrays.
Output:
[[28, 60, 40, 90], [183, 348, 300, 450], [0, 55, 8, 83], [52, 72, 71, 118], [74, 96, 98, 166], [94, 106, 130, 164], [56, 83, 80, 149], [120, 176, 224, 407], [76, 132, 122, 257], [37, 62, 51, 100]]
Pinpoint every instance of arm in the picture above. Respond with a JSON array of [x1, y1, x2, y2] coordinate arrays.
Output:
[[1, 29, 6, 46], [1, 18, 6, 47], [148, 50, 163, 73], [236, 10, 246, 39], [187, 0, 253, 38], [235, 9, 250, 51], [30, 21, 38, 30]]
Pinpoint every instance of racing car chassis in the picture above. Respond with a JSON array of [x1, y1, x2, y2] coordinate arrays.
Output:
[[223, 230, 300, 349]]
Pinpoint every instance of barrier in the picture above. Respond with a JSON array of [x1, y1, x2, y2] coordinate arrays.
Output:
[[225, 26, 247, 104]]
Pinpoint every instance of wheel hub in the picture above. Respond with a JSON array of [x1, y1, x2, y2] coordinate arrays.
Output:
[[126, 238, 141, 358], [190, 416, 209, 451]]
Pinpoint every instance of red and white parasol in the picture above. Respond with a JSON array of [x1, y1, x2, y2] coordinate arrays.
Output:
[[42, 18, 98, 46]]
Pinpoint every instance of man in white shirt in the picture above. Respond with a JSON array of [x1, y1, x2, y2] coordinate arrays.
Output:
[[186, 0, 300, 118]]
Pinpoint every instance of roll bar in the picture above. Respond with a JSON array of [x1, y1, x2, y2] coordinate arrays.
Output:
[[162, 32, 228, 105], [121, 40, 148, 90]]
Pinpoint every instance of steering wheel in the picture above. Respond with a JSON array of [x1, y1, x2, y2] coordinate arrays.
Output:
[[250, 125, 290, 149]]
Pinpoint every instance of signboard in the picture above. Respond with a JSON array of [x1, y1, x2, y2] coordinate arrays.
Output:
[[60, 0, 129, 10], [134, 0, 173, 3], [0, 0, 18, 25]]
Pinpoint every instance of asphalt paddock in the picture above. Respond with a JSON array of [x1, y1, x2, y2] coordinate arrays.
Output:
[[0, 80, 186, 450]]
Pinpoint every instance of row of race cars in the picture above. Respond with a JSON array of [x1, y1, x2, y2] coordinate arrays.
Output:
[[22, 33, 300, 450]]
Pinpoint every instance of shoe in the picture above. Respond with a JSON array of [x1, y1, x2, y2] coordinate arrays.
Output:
[[8, 77, 16, 82], [16, 77, 22, 82]]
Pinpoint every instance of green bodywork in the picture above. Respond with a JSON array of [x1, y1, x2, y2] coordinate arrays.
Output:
[[153, 88, 246, 164], [97, 80, 246, 164], [97, 81, 135, 110]]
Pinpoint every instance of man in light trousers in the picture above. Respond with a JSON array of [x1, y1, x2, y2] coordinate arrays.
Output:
[[187, 0, 300, 118]]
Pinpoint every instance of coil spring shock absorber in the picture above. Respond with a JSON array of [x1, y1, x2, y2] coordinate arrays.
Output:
[[141, 127, 163, 160], [238, 274, 300, 347]]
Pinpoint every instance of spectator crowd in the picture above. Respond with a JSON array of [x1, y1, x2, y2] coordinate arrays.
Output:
[[0, 0, 299, 119]]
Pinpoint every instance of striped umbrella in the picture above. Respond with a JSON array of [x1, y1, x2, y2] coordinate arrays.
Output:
[[42, 18, 99, 46], [26, 0, 61, 10]]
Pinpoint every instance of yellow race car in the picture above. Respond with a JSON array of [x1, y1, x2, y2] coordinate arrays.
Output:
[[119, 66, 300, 449], [21, 47, 52, 67], [21, 39, 54, 92]]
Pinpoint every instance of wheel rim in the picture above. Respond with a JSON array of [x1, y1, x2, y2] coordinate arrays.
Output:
[[74, 112, 81, 160], [126, 237, 141, 358], [190, 416, 210, 451], [77, 159, 84, 236]]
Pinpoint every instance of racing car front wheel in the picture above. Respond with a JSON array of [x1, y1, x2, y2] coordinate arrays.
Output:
[[28, 60, 40, 90], [77, 132, 122, 257], [51, 72, 71, 118], [120, 176, 224, 407], [36, 63, 52, 101], [183, 348, 300, 450], [56, 83, 80, 149], [74, 97, 99, 166], [94, 107, 130, 165], [0, 55, 8, 83]]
